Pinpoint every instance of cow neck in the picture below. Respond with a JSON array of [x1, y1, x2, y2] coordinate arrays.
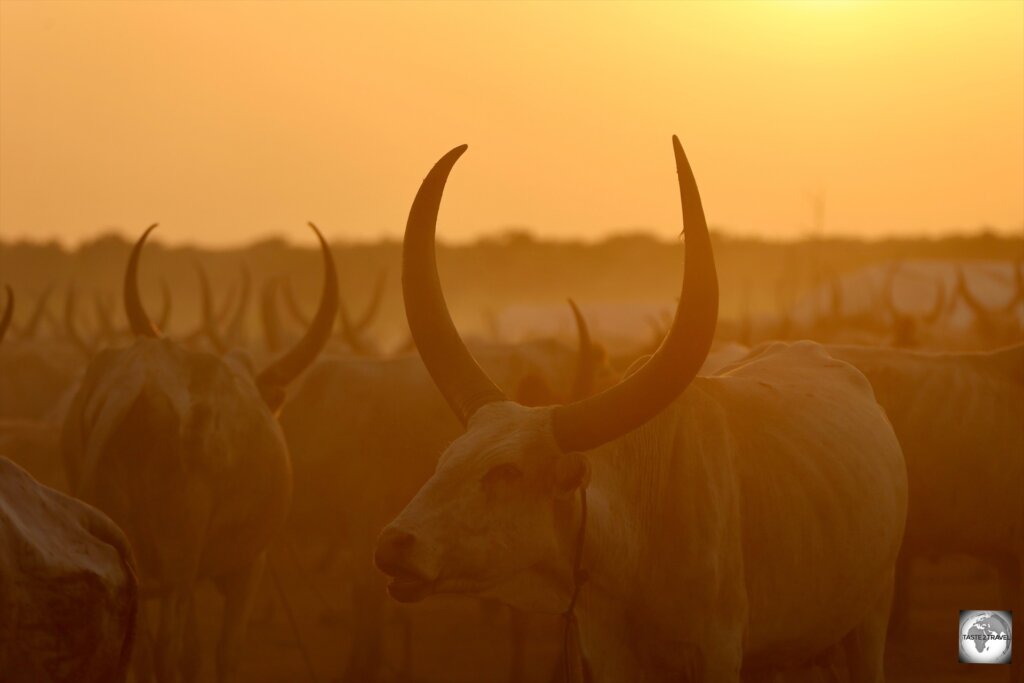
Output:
[[561, 484, 589, 683]]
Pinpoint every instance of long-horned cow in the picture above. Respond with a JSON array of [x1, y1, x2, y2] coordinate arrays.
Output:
[[375, 139, 907, 681], [826, 342, 1023, 676], [60, 223, 338, 682]]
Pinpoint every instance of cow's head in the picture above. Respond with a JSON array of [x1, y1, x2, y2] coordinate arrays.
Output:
[[123, 222, 338, 415], [375, 138, 718, 610], [955, 263, 1023, 346], [62, 224, 339, 504], [884, 262, 947, 348]]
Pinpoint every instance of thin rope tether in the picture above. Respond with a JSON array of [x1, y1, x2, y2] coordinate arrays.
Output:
[[268, 551, 320, 683], [561, 485, 589, 683]]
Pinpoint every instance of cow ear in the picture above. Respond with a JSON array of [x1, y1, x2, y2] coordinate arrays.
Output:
[[553, 451, 589, 497]]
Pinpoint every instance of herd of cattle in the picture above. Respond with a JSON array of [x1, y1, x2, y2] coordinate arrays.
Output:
[[0, 138, 1021, 683]]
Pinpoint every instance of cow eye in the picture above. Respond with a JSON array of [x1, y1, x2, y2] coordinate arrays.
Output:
[[481, 462, 523, 487]]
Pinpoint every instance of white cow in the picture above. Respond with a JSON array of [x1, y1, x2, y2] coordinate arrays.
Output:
[[60, 223, 338, 683], [374, 139, 908, 682]]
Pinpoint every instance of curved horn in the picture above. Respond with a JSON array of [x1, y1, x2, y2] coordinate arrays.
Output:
[[335, 271, 385, 354], [1013, 259, 1024, 307], [256, 223, 339, 410], [182, 282, 236, 347], [63, 287, 97, 357], [225, 265, 251, 346], [922, 278, 947, 324], [551, 136, 717, 452], [196, 264, 228, 354], [829, 272, 843, 320], [956, 267, 988, 318], [1002, 260, 1023, 312], [355, 270, 387, 332], [123, 223, 161, 338], [402, 145, 507, 423], [0, 286, 13, 344], [260, 277, 284, 353], [567, 298, 595, 402], [883, 262, 905, 319], [16, 286, 52, 339], [94, 295, 118, 341], [337, 302, 371, 355], [281, 277, 311, 328], [156, 280, 173, 332]]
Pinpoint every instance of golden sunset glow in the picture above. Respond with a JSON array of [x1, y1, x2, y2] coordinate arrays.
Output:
[[2, 4, 1024, 683], [1, 0, 1022, 246]]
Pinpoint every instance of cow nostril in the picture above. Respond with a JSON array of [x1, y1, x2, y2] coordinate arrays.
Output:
[[375, 527, 422, 578], [392, 530, 415, 548]]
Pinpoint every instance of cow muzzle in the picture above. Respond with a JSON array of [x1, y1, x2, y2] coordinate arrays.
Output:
[[375, 526, 437, 603]]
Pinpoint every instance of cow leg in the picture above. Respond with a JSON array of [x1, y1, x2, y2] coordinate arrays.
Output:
[[155, 589, 192, 683], [508, 606, 528, 683], [180, 593, 202, 683], [998, 557, 1021, 683], [887, 551, 913, 635], [133, 600, 157, 683], [699, 652, 743, 683], [696, 625, 743, 683], [842, 574, 894, 683], [342, 572, 385, 683], [215, 553, 266, 683], [995, 555, 1019, 610]]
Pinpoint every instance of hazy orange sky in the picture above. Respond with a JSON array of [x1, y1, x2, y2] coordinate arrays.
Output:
[[1, 0, 1022, 247]]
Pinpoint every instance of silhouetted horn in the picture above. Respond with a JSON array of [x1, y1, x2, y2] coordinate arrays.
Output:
[[256, 223, 339, 411], [402, 144, 508, 423], [355, 270, 387, 332], [260, 277, 284, 353], [883, 262, 903, 318], [123, 223, 161, 338], [182, 281, 236, 346], [1014, 259, 1024, 306], [551, 137, 717, 452], [63, 287, 98, 357], [0, 286, 13, 344], [567, 298, 595, 402], [921, 279, 947, 324], [337, 301, 369, 354], [156, 280, 173, 332], [1000, 262, 1023, 313], [196, 264, 228, 354], [957, 265, 1021, 315], [955, 267, 991, 318], [338, 270, 387, 354], [403, 137, 717, 450], [281, 277, 311, 328], [224, 265, 251, 346], [94, 295, 118, 341], [828, 272, 843, 320], [15, 286, 52, 339]]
